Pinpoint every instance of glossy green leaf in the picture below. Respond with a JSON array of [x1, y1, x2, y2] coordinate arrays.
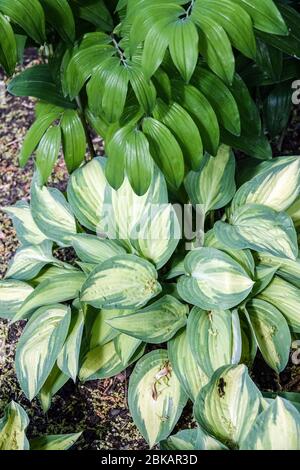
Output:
[[36, 125, 61, 184], [0, 0, 45, 43], [169, 18, 198, 82], [61, 110, 86, 173], [0, 13, 17, 75], [39, 0, 75, 43], [232, 0, 288, 35], [125, 129, 154, 196]]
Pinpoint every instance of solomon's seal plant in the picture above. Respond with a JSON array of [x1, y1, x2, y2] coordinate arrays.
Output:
[[1, 149, 300, 448]]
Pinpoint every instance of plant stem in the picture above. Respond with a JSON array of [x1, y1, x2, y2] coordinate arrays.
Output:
[[76, 95, 96, 159]]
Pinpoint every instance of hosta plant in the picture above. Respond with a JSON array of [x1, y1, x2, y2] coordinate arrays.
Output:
[[1, 149, 300, 448], [0, 401, 81, 450], [0, 0, 300, 194], [161, 364, 300, 450]]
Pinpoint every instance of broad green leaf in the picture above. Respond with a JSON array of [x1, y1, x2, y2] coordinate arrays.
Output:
[[143, 117, 184, 190], [231, 156, 300, 213], [0, 13, 17, 75], [106, 295, 187, 344], [241, 398, 300, 450], [102, 64, 129, 123], [0, 401, 29, 450], [229, 74, 261, 136], [80, 255, 161, 310], [221, 128, 272, 160], [187, 307, 242, 377], [125, 129, 154, 196], [105, 125, 128, 190], [128, 66, 156, 114], [0, 280, 33, 320], [153, 100, 203, 171], [31, 176, 77, 247], [8, 65, 75, 108], [39, 0, 75, 44], [15, 304, 71, 400], [196, 15, 235, 84], [36, 125, 61, 184], [169, 18, 198, 82], [168, 328, 208, 401], [12, 271, 86, 322], [72, 234, 126, 264], [75, 0, 113, 31], [245, 299, 291, 373], [57, 308, 84, 381], [67, 157, 109, 231], [231, 0, 288, 35], [288, 197, 300, 232], [178, 248, 254, 310], [39, 364, 69, 412], [185, 145, 236, 213], [193, 67, 241, 136], [172, 82, 220, 156], [0, 0, 45, 43], [192, 0, 256, 59], [142, 20, 170, 79], [132, 203, 180, 269], [259, 276, 300, 333], [258, 253, 300, 289], [215, 204, 298, 260], [3, 200, 48, 246], [5, 240, 60, 281], [18, 107, 62, 167], [194, 365, 262, 448], [61, 110, 86, 173], [128, 349, 187, 448], [30, 432, 82, 450]]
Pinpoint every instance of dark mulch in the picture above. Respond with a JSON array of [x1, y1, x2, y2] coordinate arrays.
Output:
[[0, 51, 299, 450]]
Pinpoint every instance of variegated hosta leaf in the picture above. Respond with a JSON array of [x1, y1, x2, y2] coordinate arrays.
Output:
[[30, 432, 82, 451], [231, 156, 300, 213], [108, 164, 168, 246], [12, 271, 86, 322], [194, 365, 262, 448], [187, 307, 242, 377], [287, 197, 300, 232], [0, 401, 29, 451], [5, 240, 59, 281], [245, 299, 291, 373], [241, 398, 300, 450], [31, 176, 77, 247], [205, 229, 255, 277], [128, 349, 187, 448], [168, 328, 208, 401], [259, 276, 300, 333], [177, 248, 254, 310], [71, 233, 126, 264], [0, 280, 33, 320], [79, 337, 142, 381], [31, 264, 80, 286], [257, 253, 300, 288], [57, 308, 85, 382], [67, 157, 110, 232], [114, 333, 143, 365], [185, 145, 236, 214], [215, 204, 298, 260], [80, 254, 161, 310], [106, 295, 187, 344], [160, 427, 227, 451], [15, 304, 71, 400], [3, 200, 47, 246], [131, 204, 180, 269]]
